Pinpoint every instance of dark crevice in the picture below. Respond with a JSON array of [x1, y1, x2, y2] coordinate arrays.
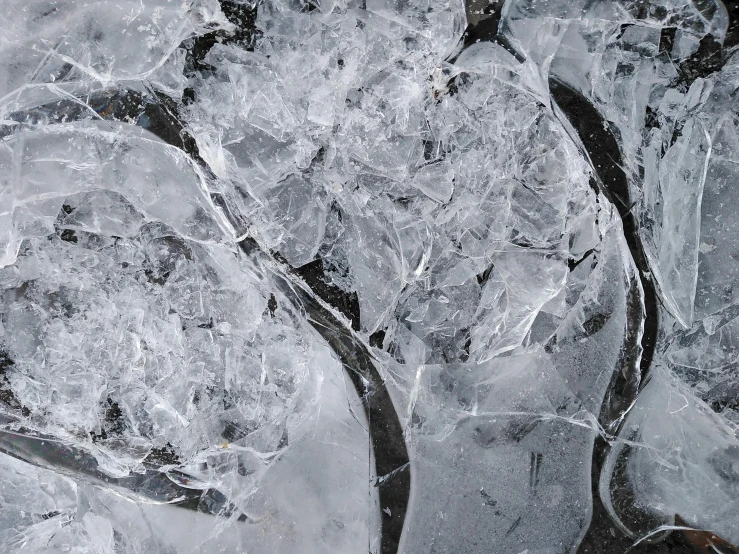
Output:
[[726, 0, 739, 49], [293, 258, 361, 331], [674, 34, 724, 89], [659, 27, 677, 56], [549, 79, 658, 388], [0, 351, 26, 414], [457, 1, 669, 549], [91, 398, 126, 442], [568, 249, 596, 272], [476, 263, 495, 286], [267, 293, 278, 316], [184, 0, 259, 77], [144, 443, 180, 467], [459, 0, 523, 62], [241, 241, 410, 554], [369, 329, 386, 349], [549, 76, 664, 554]]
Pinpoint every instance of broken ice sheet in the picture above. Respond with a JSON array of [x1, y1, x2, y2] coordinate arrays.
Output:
[[601, 365, 739, 545], [0, 121, 224, 267], [250, 174, 328, 267], [0, 209, 323, 459], [642, 111, 711, 328], [0, 352, 374, 554], [2, 0, 739, 552], [499, 0, 739, 547], [694, 53, 739, 320], [0, 81, 372, 554], [501, 0, 731, 329], [0, 0, 230, 98], [0, 144, 376, 552]]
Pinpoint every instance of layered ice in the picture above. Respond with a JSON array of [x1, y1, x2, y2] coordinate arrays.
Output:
[[500, 0, 739, 546], [0, 0, 230, 99], [0, 0, 738, 552]]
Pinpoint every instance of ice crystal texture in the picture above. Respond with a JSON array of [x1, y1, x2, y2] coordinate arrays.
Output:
[[0, 0, 737, 552]]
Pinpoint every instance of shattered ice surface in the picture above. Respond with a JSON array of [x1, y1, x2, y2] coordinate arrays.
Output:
[[0, 0, 738, 552]]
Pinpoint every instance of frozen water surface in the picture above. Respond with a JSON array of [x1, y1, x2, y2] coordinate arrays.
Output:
[[0, 0, 738, 552]]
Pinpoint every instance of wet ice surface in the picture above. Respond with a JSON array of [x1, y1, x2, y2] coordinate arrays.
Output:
[[0, 0, 738, 553]]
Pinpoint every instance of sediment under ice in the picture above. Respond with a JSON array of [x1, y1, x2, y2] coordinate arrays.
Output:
[[0, 0, 737, 552]]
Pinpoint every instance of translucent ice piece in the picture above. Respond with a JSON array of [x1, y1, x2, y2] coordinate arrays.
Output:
[[257, 174, 328, 267], [500, 0, 731, 329], [0, 122, 224, 268], [0, 0, 230, 98], [410, 161, 455, 203], [642, 114, 711, 328], [695, 109, 739, 319], [601, 367, 739, 544]]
